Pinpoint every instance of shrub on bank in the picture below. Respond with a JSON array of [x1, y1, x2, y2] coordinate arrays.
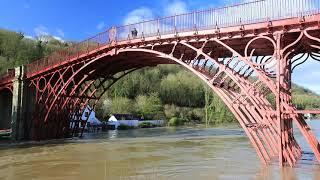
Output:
[[168, 117, 183, 126], [117, 124, 135, 130], [139, 122, 155, 128]]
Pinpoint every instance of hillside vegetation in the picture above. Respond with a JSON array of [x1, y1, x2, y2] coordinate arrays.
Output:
[[0, 29, 319, 125], [0, 29, 68, 74]]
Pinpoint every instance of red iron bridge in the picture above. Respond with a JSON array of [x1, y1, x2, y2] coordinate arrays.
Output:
[[0, 0, 320, 167]]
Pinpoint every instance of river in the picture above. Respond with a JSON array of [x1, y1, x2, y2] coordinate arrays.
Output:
[[0, 121, 320, 180]]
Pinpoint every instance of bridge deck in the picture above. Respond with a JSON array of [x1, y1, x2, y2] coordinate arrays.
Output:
[[25, 14, 320, 79], [0, 0, 319, 82]]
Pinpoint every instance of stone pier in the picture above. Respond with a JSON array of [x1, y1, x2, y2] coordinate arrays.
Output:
[[5, 66, 34, 140]]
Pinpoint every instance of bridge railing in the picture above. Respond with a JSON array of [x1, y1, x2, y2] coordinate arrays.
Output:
[[25, 0, 320, 77], [116, 0, 320, 41], [26, 31, 110, 75]]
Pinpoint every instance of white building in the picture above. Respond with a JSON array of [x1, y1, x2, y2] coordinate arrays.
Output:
[[81, 106, 102, 126], [107, 114, 165, 129], [107, 114, 139, 129], [71, 106, 102, 129]]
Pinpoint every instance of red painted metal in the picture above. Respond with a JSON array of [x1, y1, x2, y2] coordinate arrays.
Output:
[[0, 0, 319, 167], [287, 110, 320, 114], [0, 69, 15, 87]]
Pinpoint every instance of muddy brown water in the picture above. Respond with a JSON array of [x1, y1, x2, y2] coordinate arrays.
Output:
[[0, 122, 320, 180]]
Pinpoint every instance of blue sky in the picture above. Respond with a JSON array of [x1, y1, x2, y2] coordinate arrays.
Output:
[[0, 0, 319, 93], [0, 0, 237, 40]]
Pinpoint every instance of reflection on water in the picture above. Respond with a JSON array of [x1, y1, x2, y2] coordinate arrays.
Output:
[[0, 122, 320, 180]]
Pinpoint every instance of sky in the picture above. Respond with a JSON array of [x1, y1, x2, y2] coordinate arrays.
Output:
[[0, 0, 319, 93], [0, 0, 238, 40]]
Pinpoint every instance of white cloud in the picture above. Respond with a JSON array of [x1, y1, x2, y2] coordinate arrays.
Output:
[[164, 0, 187, 16], [311, 71, 320, 77], [24, 35, 35, 40], [292, 60, 320, 94], [121, 2, 188, 39], [56, 28, 65, 37], [34, 25, 49, 36], [33, 25, 65, 42], [52, 36, 65, 42], [122, 0, 187, 25], [96, 22, 106, 30], [36, 35, 65, 43], [123, 7, 154, 25]]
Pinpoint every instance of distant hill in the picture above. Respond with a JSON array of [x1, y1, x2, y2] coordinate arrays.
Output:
[[292, 84, 320, 110]]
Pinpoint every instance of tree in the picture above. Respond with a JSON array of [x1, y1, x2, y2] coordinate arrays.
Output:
[[95, 98, 112, 119], [135, 93, 163, 119], [159, 71, 205, 107], [0, 29, 66, 74], [110, 97, 134, 114], [204, 87, 215, 127]]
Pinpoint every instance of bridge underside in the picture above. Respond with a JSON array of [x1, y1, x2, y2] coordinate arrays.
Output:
[[0, 89, 12, 130]]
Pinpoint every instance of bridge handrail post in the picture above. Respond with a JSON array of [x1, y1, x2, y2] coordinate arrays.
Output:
[[174, 14, 177, 32], [142, 21, 144, 39], [193, 11, 196, 30], [108, 26, 117, 43], [86, 39, 89, 54]]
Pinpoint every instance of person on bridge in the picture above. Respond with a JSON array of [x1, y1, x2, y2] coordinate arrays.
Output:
[[131, 28, 138, 38]]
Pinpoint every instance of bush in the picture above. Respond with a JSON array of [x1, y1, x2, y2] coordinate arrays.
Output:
[[160, 71, 205, 107], [135, 93, 163, 119], [111, 97, 134, 114], [95, 98, 112, 119], [139, 122, 155, 128], [164, 104, 204, 124], [168, 117, 183, 126]]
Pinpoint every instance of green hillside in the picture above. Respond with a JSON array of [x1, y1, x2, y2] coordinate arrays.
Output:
[[0, 29, 68, 74]]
